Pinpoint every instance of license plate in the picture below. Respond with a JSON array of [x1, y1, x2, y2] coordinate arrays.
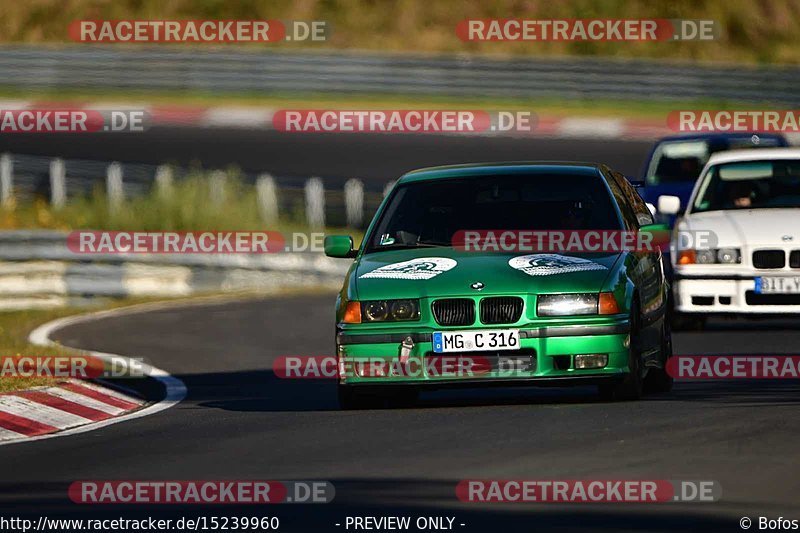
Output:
[[755, 276, 800, 294], [432, 329, 520, 353]]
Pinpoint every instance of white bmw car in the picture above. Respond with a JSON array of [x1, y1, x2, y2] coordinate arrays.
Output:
[[659, 148, 800, 327]]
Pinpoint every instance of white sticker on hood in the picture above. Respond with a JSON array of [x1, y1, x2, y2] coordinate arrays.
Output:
[[360, 257, 457, 280], [509, 254, 607, 277]]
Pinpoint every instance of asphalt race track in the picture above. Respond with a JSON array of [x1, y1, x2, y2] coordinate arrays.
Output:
[[1, 295, 799, 532], [0, 131, 798, 532], [0, 127, 652, 181]]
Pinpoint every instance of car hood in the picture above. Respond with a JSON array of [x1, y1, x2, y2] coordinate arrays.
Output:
[[679, 208, 800, 247], [353, 248, 622, 300]]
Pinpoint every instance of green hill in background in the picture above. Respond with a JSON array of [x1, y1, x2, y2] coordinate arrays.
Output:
[[1, 0, 799, 64]]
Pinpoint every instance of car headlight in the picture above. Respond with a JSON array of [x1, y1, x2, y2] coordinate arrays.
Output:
[[716, 248, 741, 264], [361, 299, 420, 322], [677, 248, 741, 265], [696, 249, 716, 264], [537, 292, 619, 317]]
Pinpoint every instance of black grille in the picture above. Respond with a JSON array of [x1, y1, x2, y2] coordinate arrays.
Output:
[[432, 299, 475, 326], [480, 296, 524, 324], [791, 251, 800, 268], [753, 250, 785, 269]]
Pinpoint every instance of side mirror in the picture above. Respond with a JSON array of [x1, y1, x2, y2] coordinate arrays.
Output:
[[639, 222, 670, 233], [324, 235, 357, 258], [657, 195, 682, 216], [638, 223, 671, 252]]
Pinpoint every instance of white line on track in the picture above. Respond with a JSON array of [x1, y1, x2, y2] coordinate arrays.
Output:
[[0, 301, 191, 447]]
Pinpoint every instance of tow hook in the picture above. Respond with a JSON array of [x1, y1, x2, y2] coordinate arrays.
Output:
[[399, 336, 414, 363]]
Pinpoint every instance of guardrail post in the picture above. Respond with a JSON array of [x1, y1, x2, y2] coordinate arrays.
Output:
[[155, 165, 173, 199], [49, 158, 66, 209], [305, 177, 325, 229], [383, 180, 395, 198], [106, 162, 124, 208], [0, 153, 12, 207], [256, 173, 279, 225], [344, 178, 364, 228], [209, 170, 226, 207]]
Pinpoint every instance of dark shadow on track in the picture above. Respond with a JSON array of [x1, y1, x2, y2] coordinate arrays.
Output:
[[177, 369, 800, 413]]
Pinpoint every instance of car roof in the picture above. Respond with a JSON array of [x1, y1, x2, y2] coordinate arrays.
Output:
[[706, 147, 800, 165], [398, 162, 605, 184], [654, 132, 787, 143]]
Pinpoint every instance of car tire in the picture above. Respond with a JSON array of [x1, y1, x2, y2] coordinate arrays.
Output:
[[599, 301, 644, 401], [644, 318, 674, 394]]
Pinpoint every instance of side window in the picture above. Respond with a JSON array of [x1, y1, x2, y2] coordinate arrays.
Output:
[[611, 171, 654, 227], [605, 174, 637, 230]]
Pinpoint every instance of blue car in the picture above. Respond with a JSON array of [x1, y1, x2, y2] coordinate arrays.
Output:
[[638, 133, 788, 225]]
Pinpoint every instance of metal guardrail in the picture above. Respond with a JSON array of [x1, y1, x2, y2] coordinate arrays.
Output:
[[0, 230, 349, 308], [0, 152, 388, 229], [0, 46, 799, 104]]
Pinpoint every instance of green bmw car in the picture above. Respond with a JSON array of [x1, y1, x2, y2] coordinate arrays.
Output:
[[325, 163, 673, 409]]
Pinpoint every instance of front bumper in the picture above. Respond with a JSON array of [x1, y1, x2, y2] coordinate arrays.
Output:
[[673, 275, 800, 314], [336, 319, 630, 386]]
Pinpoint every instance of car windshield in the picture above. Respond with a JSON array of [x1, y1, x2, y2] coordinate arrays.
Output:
[[365, 173, 622, 253], [645, 137, 783, 186], [646, 141, 709, 185], [692, 159, 800, 213]]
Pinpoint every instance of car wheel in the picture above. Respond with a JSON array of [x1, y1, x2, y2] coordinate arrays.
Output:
[[644, 319, 674, 394], [599, 301, 644, 401]]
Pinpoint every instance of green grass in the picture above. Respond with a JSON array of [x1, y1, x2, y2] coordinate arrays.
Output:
[[0, 168, 367, 238], [0, 307, 80, 392], [0, 85, 771, 121]]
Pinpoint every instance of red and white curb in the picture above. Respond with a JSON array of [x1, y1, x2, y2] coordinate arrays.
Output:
[[6, 99, 800, 142], [0, 99, 671, 140], [0, 304, 187, 446], [0, 379, 143, 442]]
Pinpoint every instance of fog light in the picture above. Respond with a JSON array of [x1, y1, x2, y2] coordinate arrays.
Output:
[[574, 354, 608, 369]]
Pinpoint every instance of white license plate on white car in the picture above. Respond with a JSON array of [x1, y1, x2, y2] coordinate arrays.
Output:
[[432, 329, 520, 353], [755, 276, 800, 294]]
